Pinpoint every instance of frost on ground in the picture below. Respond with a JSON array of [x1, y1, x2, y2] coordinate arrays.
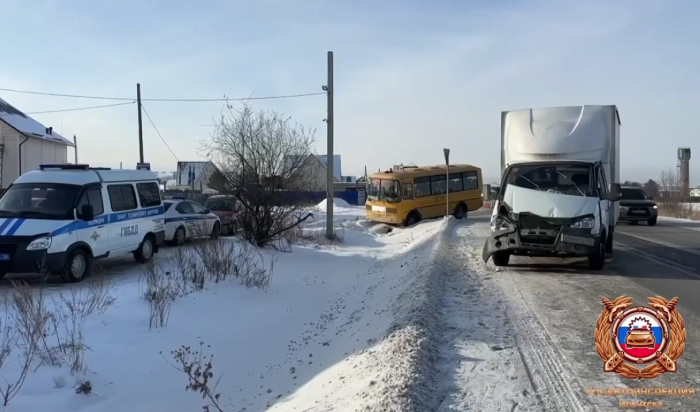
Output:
[[0, 205, 452, 412]]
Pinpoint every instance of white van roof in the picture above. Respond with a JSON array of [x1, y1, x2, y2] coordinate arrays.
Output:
[[14, 164, 159, 186]]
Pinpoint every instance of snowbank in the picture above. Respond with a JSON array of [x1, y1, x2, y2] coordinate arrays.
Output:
[[0, 213, 450, 412], [314, 197, 352, 211]]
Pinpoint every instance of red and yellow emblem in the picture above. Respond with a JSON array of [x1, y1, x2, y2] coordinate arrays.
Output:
[[595, 296, 685, 379]]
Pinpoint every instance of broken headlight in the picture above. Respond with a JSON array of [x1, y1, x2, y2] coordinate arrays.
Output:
[[570, 216, 595, 229], [490, 215, 509, 231]]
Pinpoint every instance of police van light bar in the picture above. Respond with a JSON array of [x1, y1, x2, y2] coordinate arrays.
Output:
[[40, 164, 91, 170]]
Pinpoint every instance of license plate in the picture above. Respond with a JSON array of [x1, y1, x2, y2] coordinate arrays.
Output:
[[561, 234, 595, 246], [632, 210, 646, 214], [0, 254, 10, 261], [371, 205, 386, 212]]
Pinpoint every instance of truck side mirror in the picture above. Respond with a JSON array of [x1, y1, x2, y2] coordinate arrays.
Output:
[[80, 204, 94, 222], [608, 183, 622, 202]]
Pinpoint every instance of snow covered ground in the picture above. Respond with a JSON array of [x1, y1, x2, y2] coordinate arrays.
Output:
[[0, 203, 451, 412]]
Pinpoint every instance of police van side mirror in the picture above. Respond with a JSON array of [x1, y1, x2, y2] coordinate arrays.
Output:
[[81, 204, 94, 221]]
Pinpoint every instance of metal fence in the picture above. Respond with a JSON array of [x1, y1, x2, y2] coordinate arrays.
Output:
[[160, 189, 366, 207]]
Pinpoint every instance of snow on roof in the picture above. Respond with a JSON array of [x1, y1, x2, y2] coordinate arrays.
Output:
[[0, 96, 74, 146]]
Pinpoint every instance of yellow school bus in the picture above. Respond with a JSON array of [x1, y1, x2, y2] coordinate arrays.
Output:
[[365, 164, 484, 226]]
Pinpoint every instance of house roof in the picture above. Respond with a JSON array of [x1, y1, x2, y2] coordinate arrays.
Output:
[[176, 161, 215, 185], [318, 155, 342, 181], [0, 96, 74, 146]]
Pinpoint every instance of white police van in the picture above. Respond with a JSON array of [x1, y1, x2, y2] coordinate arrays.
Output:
[[0, 164, 166, 282]]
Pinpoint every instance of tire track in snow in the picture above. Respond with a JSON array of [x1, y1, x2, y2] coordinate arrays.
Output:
[[458, 223, 597, 412]]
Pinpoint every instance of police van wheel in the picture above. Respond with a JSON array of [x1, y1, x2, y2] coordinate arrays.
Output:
[[62, 249, 90, 283], [211, 222, 221, 240], [134, 236, 155, 264]]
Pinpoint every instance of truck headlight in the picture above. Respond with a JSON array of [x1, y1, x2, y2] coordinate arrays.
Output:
[[490, 216, 508, 231], [571, 217, 595, 229], [27, 236, 52, 251]]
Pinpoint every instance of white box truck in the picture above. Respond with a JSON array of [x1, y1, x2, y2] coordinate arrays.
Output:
[[482, 105, 622, 270]]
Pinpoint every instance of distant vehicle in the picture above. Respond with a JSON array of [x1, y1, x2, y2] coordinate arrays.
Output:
[[365, 164, 484, 226], [484, 105, 622, 271], [202, 195, 241, 235], [618, 187, 658, 226], [163, 199, 221, 245], [0, 164, 165, 282]]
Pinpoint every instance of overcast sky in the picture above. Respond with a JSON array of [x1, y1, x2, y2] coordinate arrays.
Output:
[[0, 0, 697, 185]]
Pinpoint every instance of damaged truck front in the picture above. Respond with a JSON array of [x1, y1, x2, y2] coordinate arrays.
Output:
[[483, 106, 622, 271]]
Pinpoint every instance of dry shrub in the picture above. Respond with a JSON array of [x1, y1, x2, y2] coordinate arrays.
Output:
[[163, 342, 224, 412], [142, 262, 175, 330]]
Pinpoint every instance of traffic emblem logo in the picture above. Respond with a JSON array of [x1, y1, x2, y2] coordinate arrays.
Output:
[[595, 296, 686, 379]]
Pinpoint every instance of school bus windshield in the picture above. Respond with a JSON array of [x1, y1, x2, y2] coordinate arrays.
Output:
[[368, 179, 401, 202]]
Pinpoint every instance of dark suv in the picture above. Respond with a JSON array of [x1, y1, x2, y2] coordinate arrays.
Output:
[[618, 187, 658, 226]]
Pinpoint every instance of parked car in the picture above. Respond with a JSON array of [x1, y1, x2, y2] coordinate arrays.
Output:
[[618, 186, 658, 226], [163, 199, 221, 245], [0, 164, 165, 282], [202, 195, 241, 236]]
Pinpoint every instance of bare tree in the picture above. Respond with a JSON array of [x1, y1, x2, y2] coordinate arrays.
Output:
[[203, 103, 317, 249], [658, 168, 693, 218]]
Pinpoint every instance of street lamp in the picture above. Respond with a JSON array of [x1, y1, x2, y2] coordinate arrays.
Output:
[[443, 148, 450, 218]]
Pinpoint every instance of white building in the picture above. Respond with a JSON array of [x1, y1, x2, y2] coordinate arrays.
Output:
[[0, 97, 74, 189], [174, 161, 219, 191]]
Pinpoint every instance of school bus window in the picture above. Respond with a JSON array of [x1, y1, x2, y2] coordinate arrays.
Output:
[[402, 183, 414, 199], [463, 171, 479, 190], [430, 175, 447, 195], [414, 176, 431, 198], [381, 180, 401, 202], [368, 178, 401, 202], [449, 173, 463, 192]]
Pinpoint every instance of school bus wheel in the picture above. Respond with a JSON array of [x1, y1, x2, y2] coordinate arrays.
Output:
[[404, 211, 421, 227], [454, 203, 468, 219]]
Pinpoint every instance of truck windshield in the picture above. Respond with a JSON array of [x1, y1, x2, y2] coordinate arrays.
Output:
[[621, 188, 648, 200], [368, 179, 401, 203], [0, 183, 81, 220], [503, 164, 594, 197]]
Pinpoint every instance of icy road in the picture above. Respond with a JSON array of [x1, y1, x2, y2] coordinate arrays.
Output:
[[432, 212, 700, 412]]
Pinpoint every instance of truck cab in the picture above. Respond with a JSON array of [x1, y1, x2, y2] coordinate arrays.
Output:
[[482, 105, 622, 270]]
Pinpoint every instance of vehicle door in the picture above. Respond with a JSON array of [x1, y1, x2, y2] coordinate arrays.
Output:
[[106, 183, 141, 253], [175, 202, 198, 237], [75, 185, 109, 258], [595, 164, 610, 233], [187, 201, 210, 235]]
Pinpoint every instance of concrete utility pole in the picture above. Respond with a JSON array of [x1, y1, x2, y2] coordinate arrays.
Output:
[[325, 51, 335, 239], [444, 148, 450, 218], [137, 83, 144, 164], [73, 135, 78, 163]]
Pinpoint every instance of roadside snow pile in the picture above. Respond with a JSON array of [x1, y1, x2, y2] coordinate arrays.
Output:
[[0, 214, 449, 412], [314, 197, 352, 212]]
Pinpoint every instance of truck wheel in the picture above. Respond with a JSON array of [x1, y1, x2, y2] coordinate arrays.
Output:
[[588, 239, 606, 271], [605, 230, 614, 255], [492, 251, 510, 267], [61, 249, 91, 283], [454, 203, 468, 219], [134, 235, 155, 264], [648, 217, 657, 226]]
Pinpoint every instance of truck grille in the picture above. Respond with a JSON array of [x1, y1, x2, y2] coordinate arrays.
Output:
[[519, 214, 561, 231]]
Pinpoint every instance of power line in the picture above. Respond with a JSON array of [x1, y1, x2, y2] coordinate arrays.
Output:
[[140, 103, 179, 162], [24, 101, 135, 115], [0, 87, 326, 102]]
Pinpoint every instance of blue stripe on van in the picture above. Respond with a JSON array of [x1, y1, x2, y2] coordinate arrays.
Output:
[[0, 219, 14, 235], [165, 216, 219, 224], [50, 206, 165, 236], [6, 219, 25, 236]]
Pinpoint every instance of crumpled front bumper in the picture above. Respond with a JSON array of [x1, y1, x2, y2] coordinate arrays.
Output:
[[482, 222, 601, 263]]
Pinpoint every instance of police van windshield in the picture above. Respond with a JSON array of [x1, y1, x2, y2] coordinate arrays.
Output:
[[0, 183, 81, 219]]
